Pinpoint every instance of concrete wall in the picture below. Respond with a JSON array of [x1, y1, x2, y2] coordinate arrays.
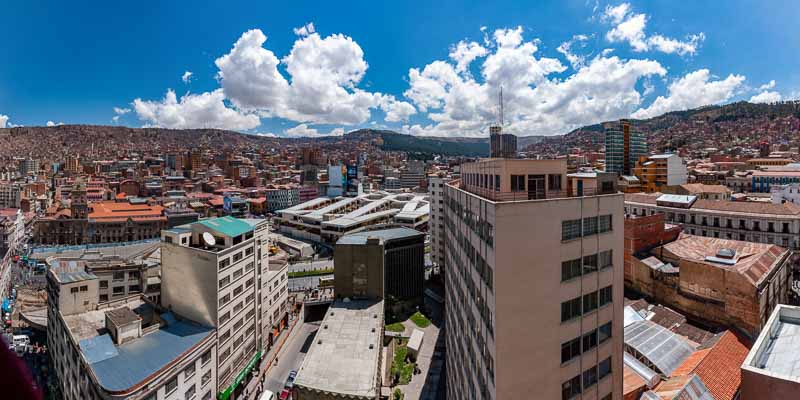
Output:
[[741, 368, 800, 400], [334, 243, 385, 300], [160, 243, 218, 327]]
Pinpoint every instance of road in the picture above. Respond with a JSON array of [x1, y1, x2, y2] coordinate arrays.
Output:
[[262, 319, 321, 394], [288, 274, 332, 292], [288, 259, 333, 273]]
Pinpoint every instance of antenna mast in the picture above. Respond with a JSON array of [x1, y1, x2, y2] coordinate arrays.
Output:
[[499, 86, 504, 126]]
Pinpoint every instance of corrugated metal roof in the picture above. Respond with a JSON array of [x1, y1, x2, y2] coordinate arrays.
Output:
[[625, 320, 695, 377]]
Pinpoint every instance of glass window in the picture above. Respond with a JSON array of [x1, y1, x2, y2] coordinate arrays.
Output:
[[583, 254, 598, 274], [184, 362, 195, 379], [598, 215, 612, 233], [165, 376, 178, 395], [582, 330, 598, 352], [583, 366, 598, 389], [561, 258, 582, 281], [583, 216, 598, 236], [583, 291, 598, 314], [599, 357, 612, 380], [561, 297, 582, 322], [561, 337, 581, 363], [561, 375, 581, 400], [598, 322, 612, 343], [599, 286, 613, 307], [598, 250, 613, 269], [201, 350, 211, 365], [562, 219, 582, 241]]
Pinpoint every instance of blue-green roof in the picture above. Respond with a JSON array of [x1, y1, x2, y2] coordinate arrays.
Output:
[[197, 216, 253, 237]]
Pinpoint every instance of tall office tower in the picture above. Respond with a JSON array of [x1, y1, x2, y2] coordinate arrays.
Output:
[[65, 155, 80, 174], [444, 158, 624, 400], [161, 217, 289, 400], [604, 119, 646, 176], [20, 157, 39, 176], [428, 172, 449, 275]]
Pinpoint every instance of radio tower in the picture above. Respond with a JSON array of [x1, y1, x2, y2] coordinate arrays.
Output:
[[489, 86, 517, 158]]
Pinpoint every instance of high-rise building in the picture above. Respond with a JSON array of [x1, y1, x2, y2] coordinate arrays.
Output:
[[160, 217, 288, 400], [489, 125, 518, 159], [428, 172, 449, 274], [632, 153, 687, 192], [20, 157, 39, 176], [444, 158, 624, 400], [604, 119, 646, 176]]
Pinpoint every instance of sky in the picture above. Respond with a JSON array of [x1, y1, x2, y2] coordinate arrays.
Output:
[[1, 0, 798, 137]]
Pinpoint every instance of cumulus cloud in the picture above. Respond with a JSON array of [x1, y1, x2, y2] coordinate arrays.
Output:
[[293, 22, 315, 36], [46, 121, 64, 127], [758, 80, 776, 91], [114, 107, 131, 115], [556, 34, 591, 69], [133, 89, 260, 130], [182, 71, 193, 83], [284, 123, 345, 137], [401, 26, 666, 137], [449, 40, 488, 74], [632, 69, 745, 119], [0, 114, 8, 128], [602, 3, 704, 56], [214, 28, 408, 125], [750, 91, 782, 104]]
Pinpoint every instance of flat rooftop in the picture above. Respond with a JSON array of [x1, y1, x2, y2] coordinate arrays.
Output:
[[294, 299, 384, 398], [337, 227, 425, 246], [744, 304, 800, 381]]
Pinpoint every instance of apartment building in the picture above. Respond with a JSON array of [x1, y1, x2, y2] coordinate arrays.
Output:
[[265, 185, 299, 213], [632, 154, 687, 192], [604, 119, 646, 176], [443, 158, 624, 400], [428, 173, 448, 273], [161, 216, 287, 400], [0, 182, 22, 208], [47, 267, 217, 400], [624, 192, 800, 250]]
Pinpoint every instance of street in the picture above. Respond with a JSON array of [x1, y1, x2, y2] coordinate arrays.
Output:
[[288, 259, 333, 273], [261, 319, 321, 395]]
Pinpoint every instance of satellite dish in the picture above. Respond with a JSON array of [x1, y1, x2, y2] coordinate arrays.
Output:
[[202, 232, 216, 247]]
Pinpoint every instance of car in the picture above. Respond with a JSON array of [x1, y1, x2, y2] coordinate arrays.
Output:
[[258, 390, 276, 400], [279, 389, 291, 400], [284, 370, 297, 389]]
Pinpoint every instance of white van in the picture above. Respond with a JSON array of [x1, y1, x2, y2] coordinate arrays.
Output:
[[13, 335, 29, 347], [259, 390, 276, 400]]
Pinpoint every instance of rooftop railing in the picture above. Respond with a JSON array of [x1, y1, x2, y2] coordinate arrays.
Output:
[[456, 183, 618, 202]]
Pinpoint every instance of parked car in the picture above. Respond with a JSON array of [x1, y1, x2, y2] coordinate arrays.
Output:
[[258, 390, 276, 400], [279, 389, 291, 400], [285, 370, 297, 389]]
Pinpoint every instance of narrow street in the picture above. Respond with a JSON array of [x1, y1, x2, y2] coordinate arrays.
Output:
[[261, 319, 321, 396]]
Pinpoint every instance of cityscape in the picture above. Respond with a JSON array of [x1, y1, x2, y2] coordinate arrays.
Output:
[[2, 1, 800, 400]]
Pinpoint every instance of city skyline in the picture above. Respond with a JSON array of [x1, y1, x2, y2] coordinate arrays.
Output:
[[2, 1, 799, 137]]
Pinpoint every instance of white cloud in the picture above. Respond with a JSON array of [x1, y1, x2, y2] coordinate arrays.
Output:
[[750, 91, 782, 104], [182, 71, 193, 83], [250, 131, 277, 137], [379, 95, 416, 122], [133, 89, 260, 130], [284, 123, 345, 137], [557, 34, 591, 69], [0, 114, 8, 128], [632, 69, 745, 119], [758, 80, 776, 91], [46, 121, 64, 127], [293, 22, 315, 36], [602, 3, 704, 56], [402, 26, 667, 137], [215, 28, 403, 125], [449, 40, 488, 74], [113, 107, 131, 115]]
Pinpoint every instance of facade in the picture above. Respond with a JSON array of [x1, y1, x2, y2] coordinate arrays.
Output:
[[668, 183, 732, 200], [265, 185, 300, 213], [428, 173, 448, 273], [161, 216, 288, 400], [0, 208, 25, 257], [751, 168, 800, 193], [400, 171, 425, 189], [489, 125, 517, 158], [47, 267, 217, 400], [0, 182, 22, 208], [334, 227, 425, 301], [740, 304, 800, 400], [770, 182, 800, 204], [605, 119, 646, 176], [632, 154, 687, 192], [624, 192, 800, 250], [444, 158, 624, 400], [275, 192, 429, 244]]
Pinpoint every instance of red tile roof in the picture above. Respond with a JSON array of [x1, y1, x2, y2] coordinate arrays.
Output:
[[669, 331, 750, 400]]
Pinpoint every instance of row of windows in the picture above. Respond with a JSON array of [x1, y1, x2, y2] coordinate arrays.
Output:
[[561, 321, 613, 363], [561, 250, 613, 281], [561, 285, 613, 322], [562, 215, 613, 241], [562, 357, 613, 400]]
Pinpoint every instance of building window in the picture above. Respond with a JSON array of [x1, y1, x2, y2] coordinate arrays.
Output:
[[112, 287, 124, 295], [583, 216, 598, 236], [219, 293, 231, 307], [233, 252, 243, 263], [599, 321, 612, 343], [184, 362, 196, 379], [511, 175, 525, 191], [582, 330, 598, 352], [583, 365, 598, 389], [598, 215, 612, 233], [494, 175, 500, 191], [561, 337, 581, 363], [112, 272, 125, 282], [561, 258, 582, 282], [562, 219, 582, 241], [598, 357, 612, 380], [201, 369, 211, 386], [548, 174, 562, 191], [599, 286, 612, 307], [99, 280, 108, 288], [219, 311, 230, 325], [598, 250, 613, 269], [185, 384, 196, 400], [583, 254, 598, 274], [201, 350, 211, 366], [128, 285, 141, 293], [583, 291, 598, 314], [99, 294, 108, 302], [70, 287, 79, 294], [561, 297, 582, 322], [165, 376, 178, 396], [562, 375, 581, 400]]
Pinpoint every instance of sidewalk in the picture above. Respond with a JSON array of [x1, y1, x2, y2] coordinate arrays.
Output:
[[241, 311, 303, 400]]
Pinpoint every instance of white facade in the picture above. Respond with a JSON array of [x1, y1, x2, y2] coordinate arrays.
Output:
[[771, 183, 800, 205], [428, 174, 447, 272]]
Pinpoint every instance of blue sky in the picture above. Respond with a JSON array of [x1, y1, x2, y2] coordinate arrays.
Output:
[[1, 0, 798, 137]]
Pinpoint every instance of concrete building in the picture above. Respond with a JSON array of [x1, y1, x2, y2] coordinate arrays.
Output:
[[47, 265, 217, 400], [334, 228, 425, 301], [624, 192, 800, 250], [668, 183, 732, 200], [275, 192, 429, 244], [489, 125, 517, 159], [770, 182, 800, 204], [265, 185, 300, 213], [0, 182, 22, 208], [444, 158, 624, 400], [751, 168, 800, 193], [400, 171, 425, 189], [740, 304, 800, 399], [632, 154, 687, 192], [605, 119, 646, 176], [293, 299, 384, 400], [161, 216, 288, 400], [20, 157, 39, 176], [428, 173, 449, 273]]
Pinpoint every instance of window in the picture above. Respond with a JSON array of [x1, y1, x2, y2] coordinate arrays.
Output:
[[598, 215, 612, 233], [202, 370, 211, 386], [202, 392, 212, 400], [583, 329, 598, 352], [233, 285, 243, 297], [561, 258, 582, 282], [112, 272, 125, 282], [562, 219, 582, 241], [583, 216, 598, 236], [598, 357, 612, 380], [233, 252, 243, 262], [599, 286, 612, 307], [219, 330, 230, 343], [219, 276, 230, 288], [598, 250, 613, 269], [246, 278, 254, 288], [583, 291, 598, 314], [185, 384, 196, 400], [201, 350, 211, 365], [219, 293, 231, 307], [511, 175, 526, 191], [561, 337, 581, 363], [99, 294, 108, 302], [99, 280, 108, 288], [128, 285, 141, 293], [112, 286, 124, 294], [548, 174, 562, 191], [219, 348, 231, 363], [561, 297, 582, 322], [165, 376, 178, 396], [219, 311, 230, 325], [598, 322, 612, 343], [583, 254, 598, 274], [129, 271, 140, 280], [184, 362, 196, 379], [562, 375, 581, 400], [70, 287, 79, 294], [245, 247, 254, 256], [494, 175, 500, 191], [583, 365, 598, 389], [219, 258, 230, 270]]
